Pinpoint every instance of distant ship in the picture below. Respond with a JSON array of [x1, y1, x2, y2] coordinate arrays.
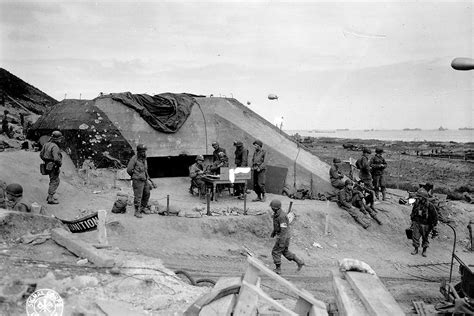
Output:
[[403, 128, 422, 131], [438, 126, 448, 131], [336, 128, 349, 131], [459, 127, 474, 130]]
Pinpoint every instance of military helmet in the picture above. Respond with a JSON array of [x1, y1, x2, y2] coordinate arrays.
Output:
[[51, 130, 63, 138], [269, 199, 282, 209], [253, 139, 263, 147], [333, 158, 341, 163], [137, 144, 147, 152], [234, 141, 243, 146], [375, 147, 384, 154], [196, 155, 204, 161], [6, 183, 23, 197], [362, 147, 372, 154]]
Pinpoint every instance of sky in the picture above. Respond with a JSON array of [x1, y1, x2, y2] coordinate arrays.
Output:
[[0, 0, 472, 130]]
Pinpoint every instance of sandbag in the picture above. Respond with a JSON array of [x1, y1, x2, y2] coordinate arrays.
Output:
[[339, 258, 376, 275]]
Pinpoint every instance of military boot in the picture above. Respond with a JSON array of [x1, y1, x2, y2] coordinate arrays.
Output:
[[273, 264, 281, 275], [422, 247, 427, 257], [134, 207, 143, 218], [295, 257, 305, 272], [411, 247, 419, 255], [47, 194, 59, 205]]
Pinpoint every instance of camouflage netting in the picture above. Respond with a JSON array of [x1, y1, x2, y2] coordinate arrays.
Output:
[[29, 99, 133, 168]]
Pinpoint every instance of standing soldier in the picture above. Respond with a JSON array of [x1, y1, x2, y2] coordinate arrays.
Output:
[[40, 131, 63, 204], [251, 139, 267, 202], [370, 147, 387, 200], [127, 144, 156, 218], [410, 190, 438, 257], [211, 141, 226, 162], [233, 141, 249, 198], [329, 158, 345, 189], [270, 199, 304, 275], [356, 148, 372, 188], [337, 180, 371, 229]]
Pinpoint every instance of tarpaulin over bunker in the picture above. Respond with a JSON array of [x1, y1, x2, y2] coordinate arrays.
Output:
[[106, 92, 198, 133]]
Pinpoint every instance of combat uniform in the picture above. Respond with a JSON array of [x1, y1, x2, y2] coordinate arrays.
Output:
[[189, 162, 205, 195], [337, 186, 370, 229], [353, 184, 382, 224], [271, 208, 304, 273], [410, 195, 438, 255], [356, 155, 372, 188], [40, 138, 62, 204], [370, 153, 387, 199], [212, 146, 226, 162], [127, 154, 151, 217], [252, 146, 267, 201], [329, 165, 345, 189]]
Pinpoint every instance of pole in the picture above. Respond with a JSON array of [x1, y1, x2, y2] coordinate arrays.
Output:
[[324, 200, 330, 235], [243, 183, 247, 215], [97, 210, 108, 246], [166, 195, 170, 216], [288, 201, 293, 213], [206, 192, 211, 216]]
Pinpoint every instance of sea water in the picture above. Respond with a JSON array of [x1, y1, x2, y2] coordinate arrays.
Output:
[[285, 129, 474, 143]]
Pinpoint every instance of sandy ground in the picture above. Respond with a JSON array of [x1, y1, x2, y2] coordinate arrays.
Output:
[[1, 148, 474, 315]]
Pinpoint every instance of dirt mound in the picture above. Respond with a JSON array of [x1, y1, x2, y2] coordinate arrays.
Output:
[[0, 210, 63, 241], [0, 68, 57, 115]]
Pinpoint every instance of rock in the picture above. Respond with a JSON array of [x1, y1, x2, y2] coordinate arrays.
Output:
[[185, 212, 202, 218], [76, 258, 88, 265]]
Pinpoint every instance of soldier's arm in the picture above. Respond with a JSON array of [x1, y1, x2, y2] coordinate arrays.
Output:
[[126, 157, 136, 176], [259, 151, 267, 169], [51, 145, 62, 165]]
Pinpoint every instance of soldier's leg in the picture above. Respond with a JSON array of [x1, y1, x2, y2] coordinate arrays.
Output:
[[132, 180, 144, 218], [365, 205, 382, 225], [411, 221, 421, 254], [47, 168, 60, 204], [253, 170, 261, 200], [372, 175, 379, 199], [420, 224, 431, 256], [344, 206, 370, 229], [380, 174, 387, 200], [272, 239, 284, 274], [140, 181, 151, 213], [259, 170, 266, 201], [281, 238, 305, 271]]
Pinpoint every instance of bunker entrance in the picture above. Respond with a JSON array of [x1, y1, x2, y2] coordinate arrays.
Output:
[[147, 155, 198, 178]]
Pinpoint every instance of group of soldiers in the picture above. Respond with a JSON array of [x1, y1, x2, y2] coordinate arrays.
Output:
[[329, 146, 439, 257], [329, 147, 387, 229], [189, 139, 268, 202]]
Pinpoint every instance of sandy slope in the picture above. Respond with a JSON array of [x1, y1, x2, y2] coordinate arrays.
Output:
[[2, 148, 474, 313]]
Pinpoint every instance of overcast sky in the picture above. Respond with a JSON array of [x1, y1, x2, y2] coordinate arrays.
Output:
[[0, 1, 472, 130]]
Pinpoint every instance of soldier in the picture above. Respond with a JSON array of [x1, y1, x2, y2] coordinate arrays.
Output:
[[337, 180, 371, 229], [353, 180, 382, 225], [370, 147, 387, 200], [410, 190, 438, 257], [329, 158, 345, 189], [40, 131, 63, 204], [251, 139, 267, 202], [356, 148, 373, 188], [1, 183, 30, 212], [189, 155, 206, 196], [209, 151, 229, 175], [233, 141, 249, 198], [270, 199, 304, 275], [211, 141, 226, 162], [127, 144, 156, 218]]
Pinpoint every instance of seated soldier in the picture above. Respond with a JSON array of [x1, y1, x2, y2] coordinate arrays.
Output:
[[329, 158, 345, 189], [353, 180, 382, 225], [189, 155, 206, 196], [1, 183, 30, 212], [337, 180, 371, 229], [209, 151, 229, 175]]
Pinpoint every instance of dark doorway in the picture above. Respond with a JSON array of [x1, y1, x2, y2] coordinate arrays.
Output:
[[147, 155, 201, 178]]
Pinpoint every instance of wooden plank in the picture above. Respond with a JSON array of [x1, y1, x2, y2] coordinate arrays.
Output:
[[331, 270, 367, 316], [200, 277, 241, 316], [246, 256, 327, 312], [294, 297, 312, 315], [184, 282, 241, 316], [345, 271, 404, 316], [51, 228, 115, 267], [241, 280, 297, 316], [234, 275, 260, 316]]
